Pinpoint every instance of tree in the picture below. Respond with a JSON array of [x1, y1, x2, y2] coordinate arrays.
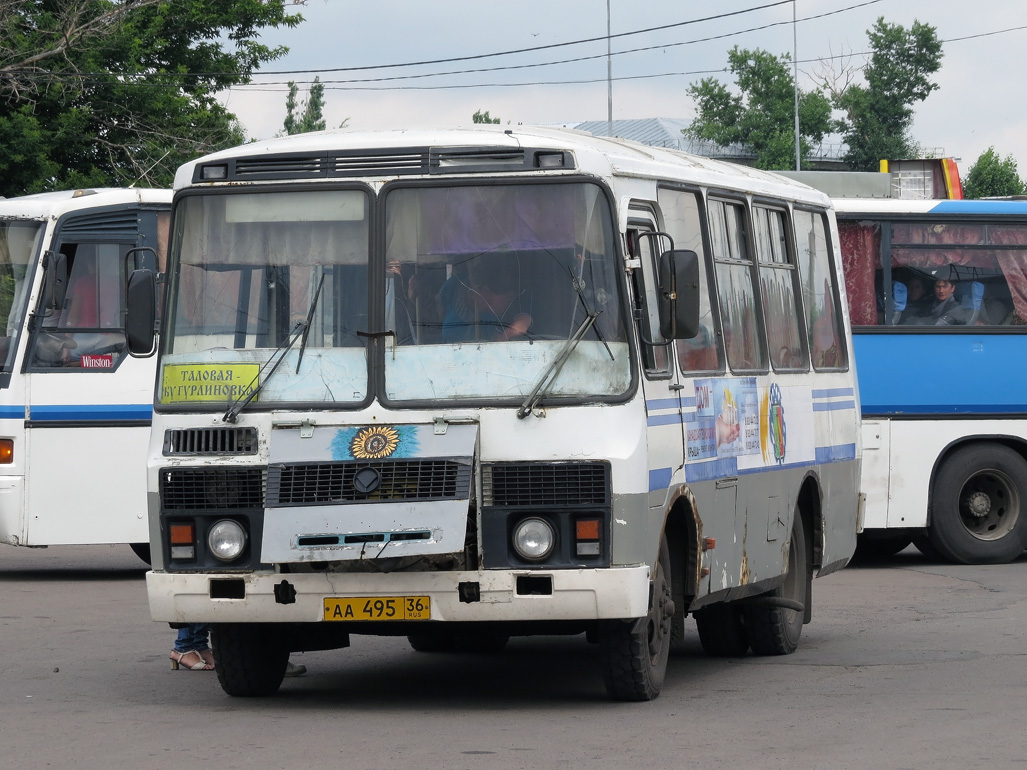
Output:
[[0, 1, 304, 197], [828, 18, 943, 171], [685, 47, 833, 170], [962, 148, 1027, 199], [283, 76, 327, 135], [472, 110, 501, 124]]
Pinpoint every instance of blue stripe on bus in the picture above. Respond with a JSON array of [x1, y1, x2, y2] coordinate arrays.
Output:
[[812, 387, 854, 399], [645, 398, 680, 411], [647, 413, 683, 427], [649, 467, 672, 491], [29, 404, 153, 421], [816, 443, 857, 463], [813, 400, 856, 412], [853, 334, 1027, 415], [928, 200, 1027, 215], [683, 443, 857, 483], [0, 405, 26, 419]]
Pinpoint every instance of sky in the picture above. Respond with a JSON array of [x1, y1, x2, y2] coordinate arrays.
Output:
[[220, 0, 1027, 178]]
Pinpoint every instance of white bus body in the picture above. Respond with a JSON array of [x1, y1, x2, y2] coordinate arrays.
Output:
[[0, 189, 171, 558], [134, 127, 860, 700]]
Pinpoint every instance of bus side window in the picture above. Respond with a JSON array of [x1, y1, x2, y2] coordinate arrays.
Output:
[[795, 209, 847, 370], [754, 206, 807, 371], [656, 187, 723, 375], [710, 199, 766, 372], [29, 242, 128, 370]]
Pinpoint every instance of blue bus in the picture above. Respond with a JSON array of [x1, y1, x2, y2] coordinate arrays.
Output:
[[834, 197, 1027, 563]]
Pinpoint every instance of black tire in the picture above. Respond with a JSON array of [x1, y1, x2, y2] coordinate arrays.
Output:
[[912, 533, 943, 561], [598, 535, 674, 701], [928, 443, 1027, 564], [694, 603, 749, 657], [211, 624, 288, 697], [853, 532, 913, 561], [129, 542, 151, 565], [744, 512, 807, 656]]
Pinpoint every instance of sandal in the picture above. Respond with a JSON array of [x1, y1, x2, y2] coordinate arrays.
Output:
[[170, 649, 213, 671], [197, 648, 215, 667]]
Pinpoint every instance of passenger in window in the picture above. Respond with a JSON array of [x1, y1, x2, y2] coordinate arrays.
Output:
[[913, 278, 971, 326], [899, 275, 932, 324]]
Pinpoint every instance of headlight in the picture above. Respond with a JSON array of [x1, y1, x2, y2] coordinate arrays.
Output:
[[512, 517, 555, 561], [208, 519, 247, 562]]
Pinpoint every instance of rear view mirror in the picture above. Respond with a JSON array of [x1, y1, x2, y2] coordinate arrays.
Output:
[[658, 249, 700, 340], [41, 251, 68, 314], [126, 269, 157, 356]]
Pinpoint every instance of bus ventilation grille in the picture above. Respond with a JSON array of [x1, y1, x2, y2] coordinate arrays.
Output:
[[164, 427, 259, 456], [266, 459, 472, 506], [160, 467, 266, 510], [482, 462, 610, 508]]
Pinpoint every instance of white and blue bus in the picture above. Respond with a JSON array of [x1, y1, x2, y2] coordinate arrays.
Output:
[[0, 189, 171, 561], [834, 196, 1027, 563], [127, 127, 860, 700]]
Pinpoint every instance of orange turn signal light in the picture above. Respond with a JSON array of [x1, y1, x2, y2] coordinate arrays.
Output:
[[575, 519, 601, 541], [0, 439, 13, 464], [169, 522, 195, 545]]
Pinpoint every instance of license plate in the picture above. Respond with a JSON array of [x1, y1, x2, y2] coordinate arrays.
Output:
[[324, 596, 431, 621]]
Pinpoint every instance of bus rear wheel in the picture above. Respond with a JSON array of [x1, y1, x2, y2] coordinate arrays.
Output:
[[694, 603, 749, 657], [211, 623, 288, 697], [743, 511, 807, 655], [928, 443, 1027, 564], [598, 535, 673, 701]]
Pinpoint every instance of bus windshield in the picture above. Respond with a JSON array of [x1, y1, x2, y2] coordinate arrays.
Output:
[[0, 220, 44, 373], [161, 182, 630, 408]]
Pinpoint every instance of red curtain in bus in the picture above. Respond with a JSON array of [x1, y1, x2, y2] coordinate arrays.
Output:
[[838, 221, 879, 326]]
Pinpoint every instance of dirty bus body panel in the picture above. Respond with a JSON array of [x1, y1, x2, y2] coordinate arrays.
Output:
[[138, 127, 859, 700], [0, 188, 170, 557]]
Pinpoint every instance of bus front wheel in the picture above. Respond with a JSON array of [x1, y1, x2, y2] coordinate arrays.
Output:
[[211, 623, 288, 697], [929, 443, 1027, 564], [598, 534, 673, 701]]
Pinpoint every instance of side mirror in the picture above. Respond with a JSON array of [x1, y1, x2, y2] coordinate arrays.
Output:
[[41, 251, 68, 313], [126, 246, 158, 272], [126, 268, 157, 356], [658, 249, 701, 340]]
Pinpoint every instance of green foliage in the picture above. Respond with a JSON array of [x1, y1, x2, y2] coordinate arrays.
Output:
[[472, 110, 501, 125], [962, 148, 1027, 199], [834, 18, 943, 171], [685, 47, 832, 170], [0, 0, 302, 197], [283, 76, 327, 135]]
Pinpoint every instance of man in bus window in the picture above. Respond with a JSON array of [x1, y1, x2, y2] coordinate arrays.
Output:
[[917, 277, 970, 326]]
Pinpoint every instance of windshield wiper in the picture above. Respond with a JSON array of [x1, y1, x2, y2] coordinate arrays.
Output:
[[572, 276, 614, 362], [517, 311, 598, 419], [296, 274, 325, 373], [222, 321, 305, 423]]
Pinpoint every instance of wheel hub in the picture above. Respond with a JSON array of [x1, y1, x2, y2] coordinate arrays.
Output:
[[965, 490, 992, 519]]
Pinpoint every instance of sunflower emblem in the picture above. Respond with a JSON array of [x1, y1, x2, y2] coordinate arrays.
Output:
[[350, 425, 401, 460]]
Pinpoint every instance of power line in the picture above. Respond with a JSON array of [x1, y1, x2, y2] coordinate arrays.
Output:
[[231, 0, 884, 89]]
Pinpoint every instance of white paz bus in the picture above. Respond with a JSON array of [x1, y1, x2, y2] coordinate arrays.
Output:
[[127, 127, 860, 700], [0, 189, 170, 561]]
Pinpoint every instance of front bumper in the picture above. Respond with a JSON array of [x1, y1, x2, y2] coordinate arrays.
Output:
[[147, 565, 651, 624]]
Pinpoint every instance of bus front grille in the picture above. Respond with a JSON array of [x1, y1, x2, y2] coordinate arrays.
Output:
[[482, 462, 610, 507], [160, 467, 266, 510], [267, 460, 471, 506], [164, 427, 259, 456]]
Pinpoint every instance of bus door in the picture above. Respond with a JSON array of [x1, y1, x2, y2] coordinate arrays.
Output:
[[21, 208, 164, 546], [627, 208, 686, 513]]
